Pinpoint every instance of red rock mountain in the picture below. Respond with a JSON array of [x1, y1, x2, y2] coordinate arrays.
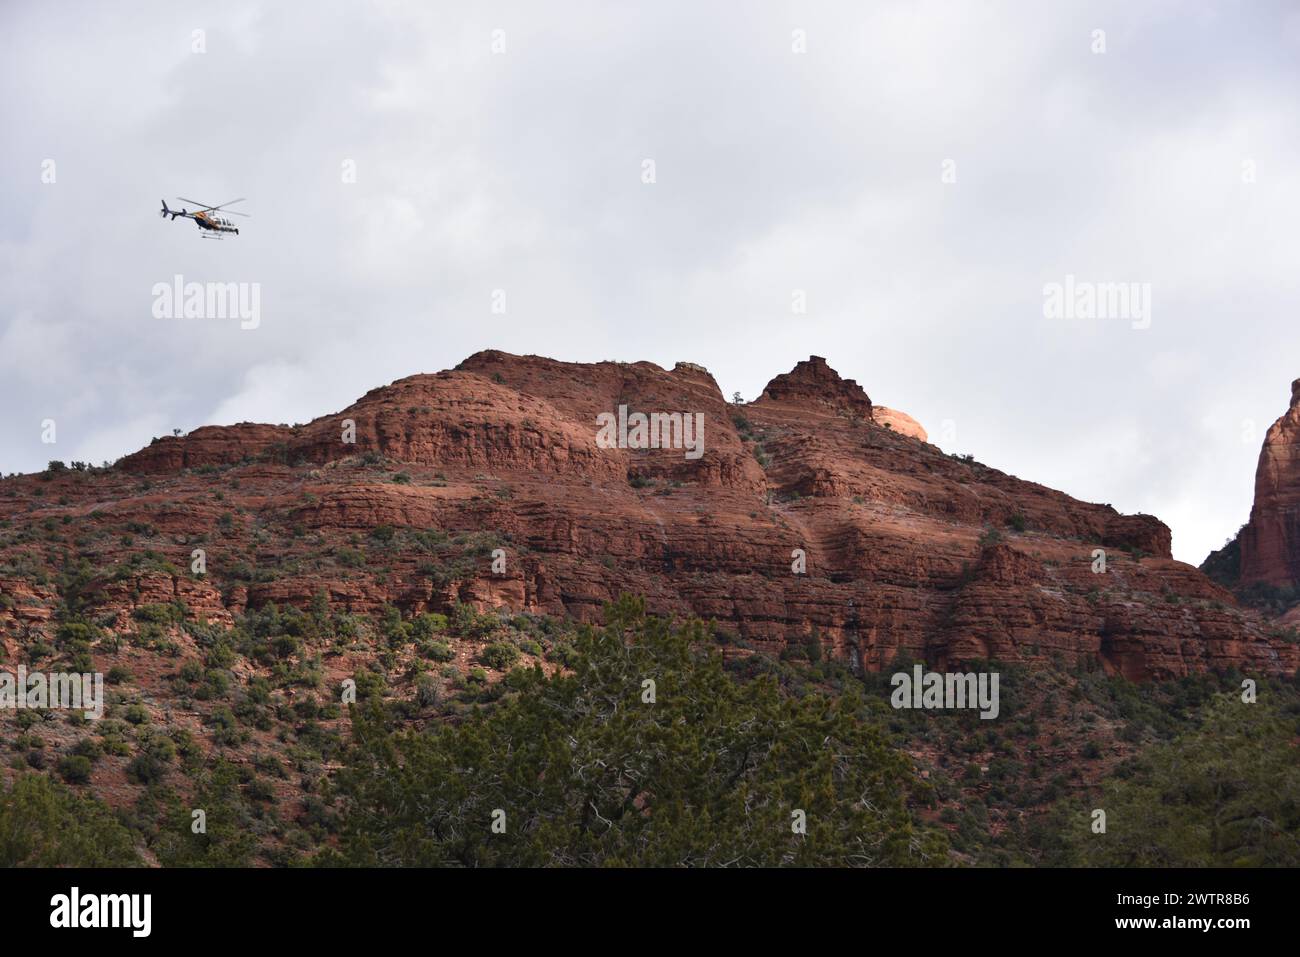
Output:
[[1240, 379, 1300, 590], [3, 352, 1295, 681]]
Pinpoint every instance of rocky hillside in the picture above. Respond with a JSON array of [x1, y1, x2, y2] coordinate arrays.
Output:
[[3, 351, 1294, 681]]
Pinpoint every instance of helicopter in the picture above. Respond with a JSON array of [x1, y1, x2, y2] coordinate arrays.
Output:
[[159, 196, 248, 238]]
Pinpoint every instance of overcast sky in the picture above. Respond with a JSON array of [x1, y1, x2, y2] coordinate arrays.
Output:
[[2, 0, 1298, 564]]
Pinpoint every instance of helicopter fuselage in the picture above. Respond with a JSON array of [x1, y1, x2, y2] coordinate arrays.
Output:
[[193, 211, 239, 233]]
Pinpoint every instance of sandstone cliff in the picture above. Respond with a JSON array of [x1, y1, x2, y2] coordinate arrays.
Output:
[[1239, 379, 1300, 590]]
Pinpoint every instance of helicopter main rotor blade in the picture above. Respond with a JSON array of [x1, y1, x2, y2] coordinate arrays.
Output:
[[175, 196, 250, 217], [176, 196, 246, 211], [176, 196, 218, 211]]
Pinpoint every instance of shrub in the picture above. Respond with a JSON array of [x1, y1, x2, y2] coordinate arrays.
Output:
[[411, 613, 448, 640], [423, 641, 454, 663], [246, 777, 276, 802], [57, 754, 93, 784], [133, 602, 183, 625], [126, 752, 167, 785], [336, 548, 366, 568], [351, 669, 387, 702], [480, 642, 520, 671], [178, 660, 204, 683], [415, 674, 441, 708]]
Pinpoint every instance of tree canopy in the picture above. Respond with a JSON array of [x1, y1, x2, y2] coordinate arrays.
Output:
[[0, 772, 140, 867], [328, 595, 947, 867], [1060, 693, 1300, 867]]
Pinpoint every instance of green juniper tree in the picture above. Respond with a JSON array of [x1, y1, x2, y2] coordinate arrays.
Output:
[[1058, 693, 1300, 867], [327, 595, 947, 867], [0, 773, 140, 867]]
